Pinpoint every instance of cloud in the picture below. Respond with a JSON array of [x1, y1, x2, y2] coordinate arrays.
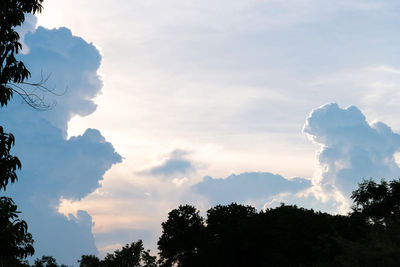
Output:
[[172, 177, 189, 187], [141, 150, 195, 177], [1, 23, 121, 265], [7, 126, 122, 200], [192, 103, 400, 214], [67, 150, 202, 254], [303, 103, 400, 211], [12, 25, 103, 136], [192, 172, 311, 208], [16, 14, 38, 54]]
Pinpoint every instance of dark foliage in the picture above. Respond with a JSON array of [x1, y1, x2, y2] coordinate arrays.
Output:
[[0, 197, 34, 265], [158, 203, 352, 267], [352, 179, 400, 225], [32, 256, 68, 267], [0, 0, 43, 107], [79, 240, 156, 267], [0, 126, 21, 189], [157, 180, 400, 267], [78, 255, 100, 267], [329, 178, 400, 266], [158, 205, 205, 267]]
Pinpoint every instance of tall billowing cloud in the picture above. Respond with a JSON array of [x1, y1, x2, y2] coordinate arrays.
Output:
[[303, 103, 400, 211], [1, 23, 121, 265], [13, 24, 102, 136]]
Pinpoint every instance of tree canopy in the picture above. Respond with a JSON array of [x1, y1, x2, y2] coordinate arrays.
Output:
[[0, 0, 43, 106], [79, 240, 156, 267], [0, 197, 34, 265], [155, 179, 400, 267], [157, 205, 205, 267], [0, 125, 21, 189], [352, 179, 400, 225]]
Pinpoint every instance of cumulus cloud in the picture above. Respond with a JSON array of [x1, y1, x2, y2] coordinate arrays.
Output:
[[140, 150, 195, 177], [11, 25, 103, 136], [1, 22, 121, 265], [16, 14, 38, 54], [303, 103, 400, 211]]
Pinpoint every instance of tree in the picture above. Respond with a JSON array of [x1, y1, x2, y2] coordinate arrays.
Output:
[[158, 203, 354, 267], [0, 0, 44, 108], [158, 205, 205, 267], [79, 240, 157, 267], [77, 255, 100, 267], [0, 0, 44, 265], [204, 203, 257, 267], [32, 256, 67, 267], [0, 197, 34, 265], [329, 179, 400, 266], [103, 240, 157, 267], [0, 126, 21, 189], [351, 179, 400, 226], [33, 256, 58, 267]]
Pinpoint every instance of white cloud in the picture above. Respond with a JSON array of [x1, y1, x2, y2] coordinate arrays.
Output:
[[172, 177, 189, 187], [2, 24, 121, 265], [303, 103, 400, 212]]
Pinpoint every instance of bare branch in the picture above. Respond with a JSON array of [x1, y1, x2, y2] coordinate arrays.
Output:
[[8, 72, 67, 111]]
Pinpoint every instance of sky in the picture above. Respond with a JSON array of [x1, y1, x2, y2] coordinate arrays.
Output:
[[4, 0, 400, 265]]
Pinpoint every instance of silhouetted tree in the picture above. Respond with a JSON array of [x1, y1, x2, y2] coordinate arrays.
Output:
[[33, 256, 58, 267], [0, 197, 34, 266], [351, 179, 400, 226], [158, 203, 354, 267], [79, 240, 156, 267], [325, 179, 400, 266], [158, 205, 205, 267], [78, 255, 100, 267], [0, 126, 21, 189], [103, 240, 156, 267], [32, 256, 67, 267], [0, 0, 48, 109], [204, 203, 257, 267]]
